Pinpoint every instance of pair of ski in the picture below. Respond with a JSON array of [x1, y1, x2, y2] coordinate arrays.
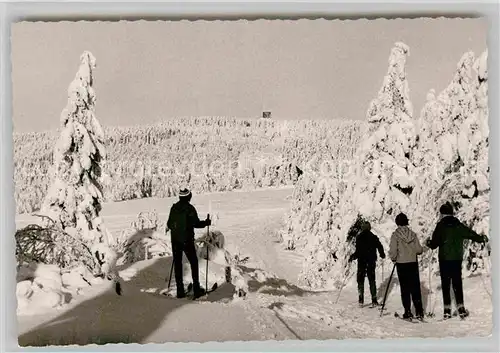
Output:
[[393, 312, 426, 323], [434, 309, 470, 322], [161, 282, 219, 301], [393, 309, 470, 323]]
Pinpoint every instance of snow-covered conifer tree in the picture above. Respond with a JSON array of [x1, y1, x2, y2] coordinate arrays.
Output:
[[460, 50, 489, 207], [409, 50, 489, 275], [280, 122, 366, 253], [42, 51, 109, 246], [352, 42, 416, 220], [457, 50, 490, 267], [282, 44, 489, 290], [294, 42, 417, 289], [410, 52, 478, 237]]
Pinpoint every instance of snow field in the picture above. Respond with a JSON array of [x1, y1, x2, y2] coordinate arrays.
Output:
[[16, 188, 492, 345]]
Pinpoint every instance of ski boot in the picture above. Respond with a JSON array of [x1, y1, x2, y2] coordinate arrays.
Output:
[[443, 308, 452, 320], [402, 311, 414, 321], [369, 298, 379, 308], [358, 294, 364, 308], [192, 287, 206, 300], [415, 311, 424, 322], [458, 306, 469, 319]]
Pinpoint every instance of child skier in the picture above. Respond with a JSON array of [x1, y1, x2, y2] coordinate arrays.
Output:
[[389, 213, 424, 321], [349, 221, 386, 308], [426, 202, 488, 320], [167, 188, 211, 299]]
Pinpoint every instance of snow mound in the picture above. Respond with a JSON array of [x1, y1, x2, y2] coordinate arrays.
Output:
[[16, 264, 68, 315], [16, 262, 105, 316]]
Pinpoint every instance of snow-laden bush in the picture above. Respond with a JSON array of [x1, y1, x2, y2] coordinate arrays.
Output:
[[15, 214, 97, 272], [195, 229, 226, 260], [116, 211, 171, 265], [194, 228, 251, 298]]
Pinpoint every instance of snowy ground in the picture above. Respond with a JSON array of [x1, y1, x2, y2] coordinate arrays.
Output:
[[16, 188, 492, 346]]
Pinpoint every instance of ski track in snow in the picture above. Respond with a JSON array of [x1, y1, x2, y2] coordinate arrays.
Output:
[[16, 188, 492, 345]]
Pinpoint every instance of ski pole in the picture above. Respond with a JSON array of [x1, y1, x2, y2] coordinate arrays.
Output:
[[166, 222, 174, 289], [334, 264, 350, 304], [205, 213, 210, 293], [167, 258, 174, 289], [427, 251, 434, 316], [334, 276, 348, 304], [380, 263, 396, 317]]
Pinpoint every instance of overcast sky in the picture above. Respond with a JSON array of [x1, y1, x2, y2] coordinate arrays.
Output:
[[11, 18, 487, 133]]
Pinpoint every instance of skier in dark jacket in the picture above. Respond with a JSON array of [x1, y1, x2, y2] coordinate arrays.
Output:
[[426, 202, 488, 320], [389, 213, 424, 321], [167, 188, 211, 299], [349, 221, 386, 307]]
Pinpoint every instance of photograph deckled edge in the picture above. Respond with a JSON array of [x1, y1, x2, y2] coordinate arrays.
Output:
[[2, 1, 500, 352]]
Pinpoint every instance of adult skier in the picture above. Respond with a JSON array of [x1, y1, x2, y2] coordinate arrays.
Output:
[[426, 202, 488, 320], [167, 188, 211, 299], [388, 213, 424, 321], [349, 221, 386, 308]]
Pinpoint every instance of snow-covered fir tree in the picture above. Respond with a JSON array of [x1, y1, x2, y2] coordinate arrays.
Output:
[[279, 121, 366, 252], [281, 42, 417, 289], [42, 51, 111, 246], [461, 49, 489, 228], [410, 51, 489, 251], [351, 42, 416, 220], [280, 166, 341, 252], [412, 51, 476, 181]]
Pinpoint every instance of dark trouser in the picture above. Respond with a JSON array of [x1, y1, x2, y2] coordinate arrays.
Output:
[[172, 240, 200, 295], [439, 260, 464, 311], [357, 259, 377, 303], [396, 262, 424, 316]]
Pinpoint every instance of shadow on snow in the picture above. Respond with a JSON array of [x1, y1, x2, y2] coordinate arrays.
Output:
[[19, 257, 188, 346], [238, 265, 330, 298]]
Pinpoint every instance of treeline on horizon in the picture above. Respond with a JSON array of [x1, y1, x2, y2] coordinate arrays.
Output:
[[14, 116, 365, 214]]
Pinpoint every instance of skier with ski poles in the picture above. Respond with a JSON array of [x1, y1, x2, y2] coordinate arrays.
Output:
[[167, 188, 211, 299], [348, 221, 386, 308], [425, 202, 488, 320], [388, 213, 425, 321]]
